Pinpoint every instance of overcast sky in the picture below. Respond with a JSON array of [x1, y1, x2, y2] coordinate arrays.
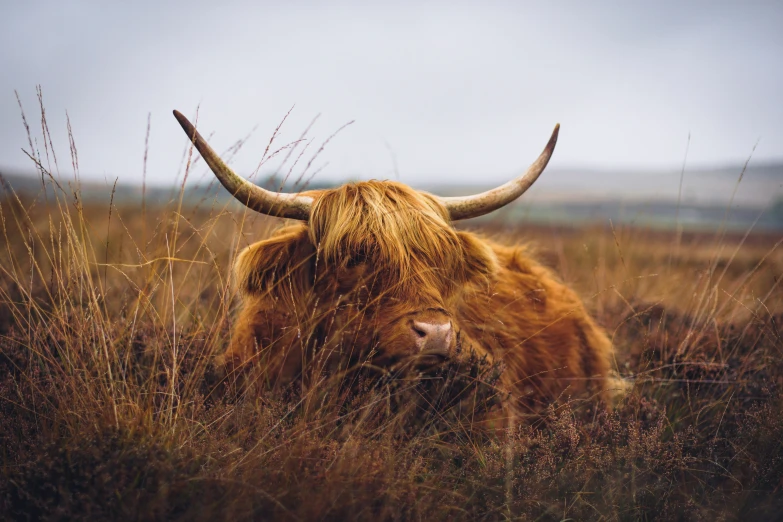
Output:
[[1, 1, 782, 189]]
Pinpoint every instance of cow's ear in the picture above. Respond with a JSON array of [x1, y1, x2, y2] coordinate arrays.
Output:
[[456, 230, 499, 280], [234, 224, 315, 296]]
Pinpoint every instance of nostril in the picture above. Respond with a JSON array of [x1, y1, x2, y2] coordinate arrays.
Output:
[[412, 324, 428, 338]]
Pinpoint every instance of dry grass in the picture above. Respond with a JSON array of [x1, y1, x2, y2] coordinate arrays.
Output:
[[1, 102, 782, 520]]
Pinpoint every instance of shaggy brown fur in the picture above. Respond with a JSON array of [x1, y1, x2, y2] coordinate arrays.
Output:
[[221, 180, 618, 413]]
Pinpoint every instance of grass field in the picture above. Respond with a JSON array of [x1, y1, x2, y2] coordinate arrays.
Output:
[[1, 173, 781, 521]]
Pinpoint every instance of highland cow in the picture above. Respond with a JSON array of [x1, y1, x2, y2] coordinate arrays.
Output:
[[174, 110, 622, 414]]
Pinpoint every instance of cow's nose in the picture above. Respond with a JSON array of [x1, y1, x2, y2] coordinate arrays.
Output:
[[411, 320, 453, 356]]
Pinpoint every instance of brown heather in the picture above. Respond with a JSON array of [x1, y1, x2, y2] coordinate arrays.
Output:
[[1, 102, 782, 521]]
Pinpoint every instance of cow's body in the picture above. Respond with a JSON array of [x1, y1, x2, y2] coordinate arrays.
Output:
[[221, 181, 615, 411]]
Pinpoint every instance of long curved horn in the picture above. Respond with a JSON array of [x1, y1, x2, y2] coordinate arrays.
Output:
[[173, 110, 312, 220], [440, 124, 560, 221]]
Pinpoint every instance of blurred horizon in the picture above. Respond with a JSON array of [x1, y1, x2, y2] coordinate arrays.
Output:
[[4, 159, 782, 232], [3, 157, 781, 205]]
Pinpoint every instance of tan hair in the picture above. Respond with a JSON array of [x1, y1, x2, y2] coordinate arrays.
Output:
[[309, 181, 464, 286]]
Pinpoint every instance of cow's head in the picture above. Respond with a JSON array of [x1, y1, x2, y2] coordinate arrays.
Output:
[[173, 111, 558, 370]]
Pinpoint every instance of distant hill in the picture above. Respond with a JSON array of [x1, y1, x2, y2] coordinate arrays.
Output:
[[0, 170, 334, 207], [428, 162, 783, 207], [2, 163, 781, 232]]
